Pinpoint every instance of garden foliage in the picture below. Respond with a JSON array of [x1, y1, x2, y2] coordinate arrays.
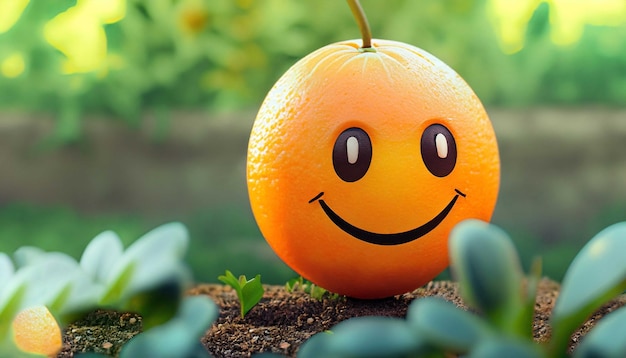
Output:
[[1, 0, 626, 141]]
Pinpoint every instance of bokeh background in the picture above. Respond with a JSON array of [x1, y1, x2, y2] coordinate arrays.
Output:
[[1, 0, 625, 285]]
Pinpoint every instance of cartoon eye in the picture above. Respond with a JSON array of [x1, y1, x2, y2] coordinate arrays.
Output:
[[420, 124, 456, 177], [333, 127, 372, 182]]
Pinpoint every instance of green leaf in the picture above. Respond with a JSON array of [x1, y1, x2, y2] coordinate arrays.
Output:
[[123, 279, 183, 330], [79, 230, 124, 284], [14, 254, 98, 314], [407, 296, 492, 353], [0, 283, 26, 339], [551, 222, 626, 353], [574, 305, 626, 358], [120, 295, 218, 358], [217, 270, 239, 289], [0, 253, 14, 288], [12, 247, 47, 268], [218, 270, 263, 318], [323, 316, 429, 357], [240, 274, 263, 317], [305, 283, 327, 300], [519, 257, 542, 339], [284, 276, 303, 293], [0, 332, 47, 358], [469, 338, 545, 358], [102, 223, 191, 304], [99, 261, 136, 306], [283, 277, 337, 300], [115, 222, 190, 295], [449, 220, 525, 332]]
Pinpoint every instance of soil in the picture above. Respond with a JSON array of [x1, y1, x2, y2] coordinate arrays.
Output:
[[56, 278, 626, 357]]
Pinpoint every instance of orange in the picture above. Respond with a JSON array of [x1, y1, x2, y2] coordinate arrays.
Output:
[[12, 305, 62, 356], [247, 39, 499, 299]]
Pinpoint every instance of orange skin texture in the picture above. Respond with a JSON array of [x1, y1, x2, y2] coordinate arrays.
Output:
[[247, 39, 500, 299]]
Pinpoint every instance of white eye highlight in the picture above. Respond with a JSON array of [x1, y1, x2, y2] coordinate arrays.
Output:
[[346, 136, 359, 164], [435, 133, 448, 159]]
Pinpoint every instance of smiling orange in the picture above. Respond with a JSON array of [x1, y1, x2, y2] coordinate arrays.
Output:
[[247, 39, 500, 299]]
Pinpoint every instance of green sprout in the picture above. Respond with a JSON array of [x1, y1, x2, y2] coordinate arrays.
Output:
[[218, 270, 264, 318], [285, 276, 340, 301], [297, 219, 626, 358]]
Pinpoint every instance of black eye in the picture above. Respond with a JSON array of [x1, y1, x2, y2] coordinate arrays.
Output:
[[333, 127, 372, 182], [421, 124, 456, 177]]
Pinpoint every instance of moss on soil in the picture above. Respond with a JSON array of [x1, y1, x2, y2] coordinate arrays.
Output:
[[56, 279, 626, 357]]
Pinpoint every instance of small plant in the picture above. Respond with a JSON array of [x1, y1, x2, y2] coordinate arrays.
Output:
[[0, 222, 218, 357], [297, 219, 626, 357], [218, 270, 264, 318], [285, 277, 340, 301]]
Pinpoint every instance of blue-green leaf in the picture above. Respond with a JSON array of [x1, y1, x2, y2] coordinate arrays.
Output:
[[324, 316, 428, 357], [99, 262, 135, 305], [103, 223, 191, 302], [449, 220, 524, 326], [123, 279, 183, 329], [80, 230, 124, 284], [573, 305, 626, 358], [552, 222, 626, 351], [15, 254, 95, 312], [407, 296, 492, 353], [297, 331, 336, 358], [0, 283, 26, 339], [13, 247, 47, 268], [120, 296, 218, 358], [469, 338, 545, 358], [0, 253, 14, 289]]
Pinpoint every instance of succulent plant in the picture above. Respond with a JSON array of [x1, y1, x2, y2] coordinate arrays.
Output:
[[296, 219, 626, 358], [79, 223, 192, 328], [0, 222, 217, 357]]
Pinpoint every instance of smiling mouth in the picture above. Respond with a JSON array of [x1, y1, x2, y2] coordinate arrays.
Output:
[[308, 189, 466, 246]]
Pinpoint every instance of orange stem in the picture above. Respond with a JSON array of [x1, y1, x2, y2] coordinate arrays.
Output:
[[347, 0, 374, 50]]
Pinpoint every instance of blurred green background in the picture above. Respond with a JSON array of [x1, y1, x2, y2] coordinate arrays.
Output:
[[1, 0, 625, 285]]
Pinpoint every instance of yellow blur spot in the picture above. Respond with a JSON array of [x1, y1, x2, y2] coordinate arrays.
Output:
[[1, 52, 26, 78], [12, 306, 62, 356], [549, 0, 626, 45], [486, 0, 541, 53], [79, 0, 126, 24], [43, 0, 126, 74], [0, 0, 29, 33], [488, 0, 626, 52], [177, 0, 210, 36]]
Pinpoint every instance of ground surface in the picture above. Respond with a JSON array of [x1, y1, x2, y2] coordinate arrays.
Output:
[[57, 279, 626, 357]]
